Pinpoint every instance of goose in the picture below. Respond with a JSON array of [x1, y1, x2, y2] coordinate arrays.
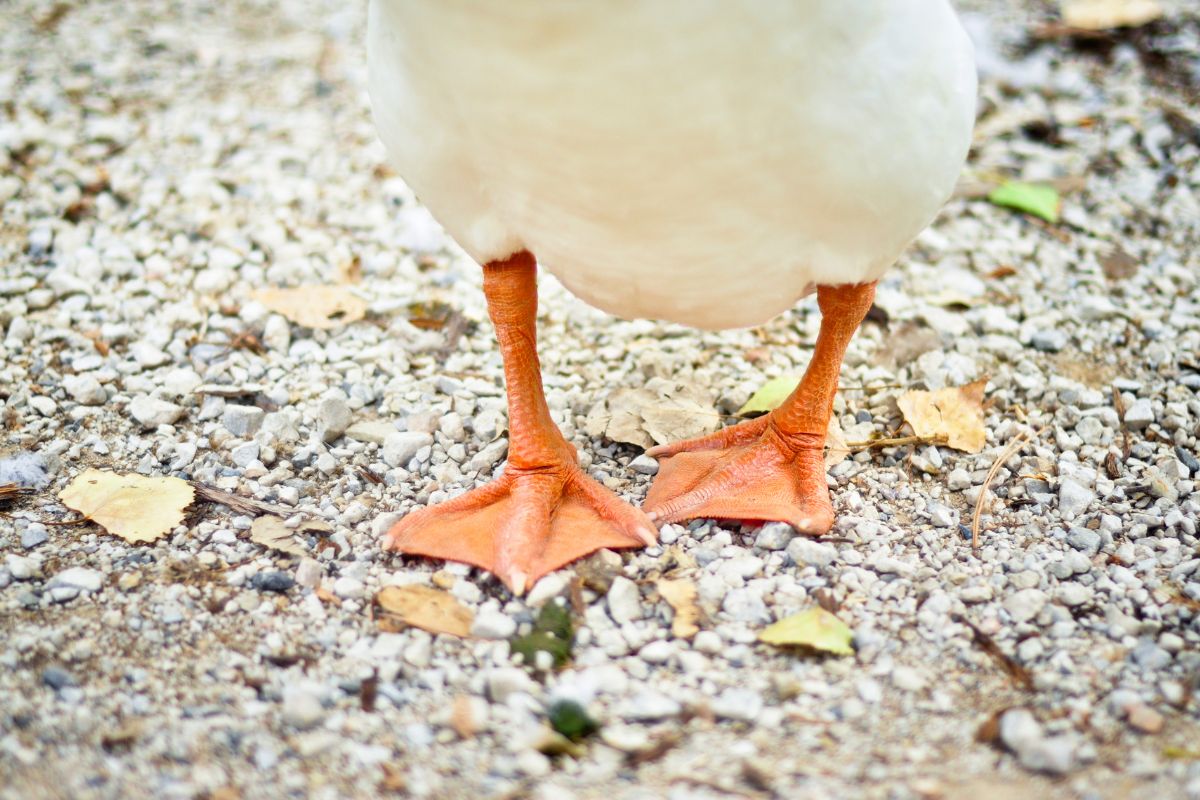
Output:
[[367, 1, 977, 593]]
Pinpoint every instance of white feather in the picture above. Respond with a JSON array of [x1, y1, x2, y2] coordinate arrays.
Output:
[[368, 1, 976, 330]]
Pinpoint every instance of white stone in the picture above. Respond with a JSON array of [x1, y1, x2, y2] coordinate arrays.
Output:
[[48, 567, 103, 594], [638, 640, 672, 664], [471, 608, 517, 639], [1005, 588, 1047, 623], [383, 431, 434, 468], [295, 558, 323, 589], [525, 572, 571, 606], [711, 688, 763, 721], [332, 577, 365, 599], [606, 576, 642, 624], [63, 374, 107, 405], [487, 668, 536, 702], [787, 537, 838, 568]]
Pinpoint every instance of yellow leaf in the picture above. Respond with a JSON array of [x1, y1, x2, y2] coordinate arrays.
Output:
[[374, 584, 474, 637], [59, 469, 194, 543], [1062, 0, 1162, 30], [252, 285, 367, 330], [585, 378, 719, 450], [896, 378, 988, 453], [656, 579, 701, 639], [759, 607, 854, 656], [736, 375, 799, 417]]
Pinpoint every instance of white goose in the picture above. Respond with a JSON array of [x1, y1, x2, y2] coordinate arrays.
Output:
[[367, 1, 977, 593]]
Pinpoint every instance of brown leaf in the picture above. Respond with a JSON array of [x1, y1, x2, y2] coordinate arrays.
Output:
[[252, 285, 366, 330], [249, 515, 307, 558], [1099, 245, 1139, 281], [897, 379, 988, 453], [585, 378, 719, 450], [656, 579, 701, 639], [59, 470, 194, 543], [374, 584, 474, 637], [1061, 0, 1163, 30], [825, 416, 851, 468]]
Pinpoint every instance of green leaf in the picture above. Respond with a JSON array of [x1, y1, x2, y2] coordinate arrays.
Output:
[[986, 181, 1060, 223], [737, 375, 800, 417], [510, 602, 575, 669], [759, 607, 854, 656], [547, 699, 599, 741]]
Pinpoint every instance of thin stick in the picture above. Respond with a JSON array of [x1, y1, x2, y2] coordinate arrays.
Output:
[[846, 433, 948, 450], [971, 426, 1047, 550]]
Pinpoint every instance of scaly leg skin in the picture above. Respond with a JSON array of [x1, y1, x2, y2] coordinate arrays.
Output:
[[383, 251, 656, 594], [644, 281, 877, 534]]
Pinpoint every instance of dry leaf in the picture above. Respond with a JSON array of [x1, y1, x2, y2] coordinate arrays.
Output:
[[1062, 0, 1163, 30], [249, 515, 307, 557], [897, 379, 988, 453], [374, 584, 474, 637], [759, 607, 854, 656], [657, 579, 701, 639], [585, 378, 719, 450], [252, 285, 367, 330], [825, 416, 851, 469], [59, 469, 194, 543]]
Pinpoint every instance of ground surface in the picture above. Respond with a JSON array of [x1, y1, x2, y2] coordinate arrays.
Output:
[[2, 2, 1200, 799]]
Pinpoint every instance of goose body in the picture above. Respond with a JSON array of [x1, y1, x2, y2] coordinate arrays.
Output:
[[367, 1, 976, 329]]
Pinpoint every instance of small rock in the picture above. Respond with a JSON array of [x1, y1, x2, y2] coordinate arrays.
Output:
[[251, 571, 295, 593], [48, 567, 103, 594], [628, 454, 659, 475], [63, 374, 107, 406], [471, 608, 517, 639], [130, 342, 170, 369], [332, 576, 365, 600], [711, 688, 763, 721], [6, 554, 36, 581], [317, 392, 352, 443], [1123, 398, 1154, 430], [295, 558, 323, 589], [1055, 583, 1091, 607], [787, 537, 837, 568], [344, 421, 397, 445], [928, 503, 956, 528], [230, 441, 260, 469], [20, 524, 49, 550], [223, 404, 266, 437], [607, 576, 642, 625], [1030, 329, 1068, 352], [693, 631, 722, 654], [29, 395, 56, 416], [1021, 736, 1078, 775], [1057, 479, 1094, 518], [525, 572, 571, 606], [947, 468, 972, 491], [282, 687, 326, 730], [129, 395, 184, 428], [487, 668, 537, 702], [638, 640, 672, 664], [0, 453, 51, 489], [891, 666, 927, 692], [382, 431, 434, 469], [1131, 641, 1171, 671], [624, 691, 681, 721], [42, 666, 77, 691], [1005, 588, 1047, 623], [1066, 528, 1101, 556], [1126, 703, 1164, 734], [754, 522, 794, 551]]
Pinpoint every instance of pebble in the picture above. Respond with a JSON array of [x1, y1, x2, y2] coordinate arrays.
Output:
[[1004, 588, 1047, 623], [606, 576, 642, 624], [6, 554, 36, 581], [1123, 398, 1154, 430], [693, 631, 722, 654], [222, 404, 266, 437], [282, 687, 327, 730], [624, 691, 681, 721], [1125, 704, 1164, 734], [251, 572, 295, 593], [525, 572, 571, 606], [129, 395, 184, 428], [628, 454, 659, 475], [383, 431, 434, 468], [638, 640, 673, 664], [711, 688, 763, 721], [20, 524, 49, 550], [754, 522, 794, 550], [318, 392, 352, 443], [471, 608, 517, 639], [344, 421, 397, 445], [42, 667, 77, 691], [295, 558, 323, 589], [787, 537, 837, 568], [1065, 528, 1101, 556], [1057, 479, 1094, 518], [48, 567, 104, 594], [332, 576, 365, 600], [1030, 329, 1067, 352], [487, 668, 536, 703], [63, 374, 107, 406]]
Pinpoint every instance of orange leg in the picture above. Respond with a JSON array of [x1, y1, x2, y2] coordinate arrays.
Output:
[[644, 281, 877, 533], [383, 251, 655, 594]]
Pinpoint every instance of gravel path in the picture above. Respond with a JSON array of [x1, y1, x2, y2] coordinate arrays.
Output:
[[2, 2, 1199, 798]]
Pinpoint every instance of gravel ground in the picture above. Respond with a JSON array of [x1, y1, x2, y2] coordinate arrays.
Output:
[[3, 2, 1200, 798]]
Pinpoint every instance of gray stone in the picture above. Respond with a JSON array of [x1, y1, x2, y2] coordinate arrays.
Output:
[[48, 567, 103, 594], [344, 421, 397, 445], [628, 454, 659, 475], [711, 688, 763, 721], [6, 554, 36, 581], [1131, 640, 1171, 671], [63, 374, 107, 406], [1005, 588, 1047, 623], [282, 687, 326, 730], [42, 666, 76, 690], [607, 576, 642, 624], [487, 668, 536, 702], [624, 691, 681, 721], [20, 524, 49, 550], [332, 576, 364, 600], [295, 558, 323, 589], [223, 404, 266, 437], [1055, 583, 1091, 607], [129, 395, 184, 428], [382, 431, 434, 468], [1057, 479, 1094, 518], [230, 441, 260, 468], [1066, 528, 1101, 556], [1031, 329, 1068, 352], [471, 608, 517, 639], [787, 537, 837, 568], [1123, 398, 1154, 430], [754, 522, 794, 551], [928, 503, 957, 528], [317, 392, 352, 443], [251, 571, 294, 593]]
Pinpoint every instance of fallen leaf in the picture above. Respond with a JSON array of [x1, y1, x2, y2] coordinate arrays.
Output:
[[59, 469, 194, 543], [249, 515, 307, 557], [897, 379, 988, 453], [657, 579, 701, 639], [510, 602, 574, 668], [737, 375, 798, 417], [374, 584, 473, 637], [825, 416, 851, 469], [1062, 0, 1163, 30], [252, 285, 366, 330], [585, 378, 719, 450], [987, 182, 1061, 223], [759, 607, 854, 656]]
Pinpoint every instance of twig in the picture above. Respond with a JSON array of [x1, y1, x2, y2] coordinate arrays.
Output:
[[953, 613, 1034, 691], [190, 482, 291, 516], [971, 426, 1047, 550], [846, 433, 948, 450]]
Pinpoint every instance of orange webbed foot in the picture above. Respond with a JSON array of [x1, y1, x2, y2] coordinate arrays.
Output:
[[384, 466, 656, 595], [643, 417, 833, 534]]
